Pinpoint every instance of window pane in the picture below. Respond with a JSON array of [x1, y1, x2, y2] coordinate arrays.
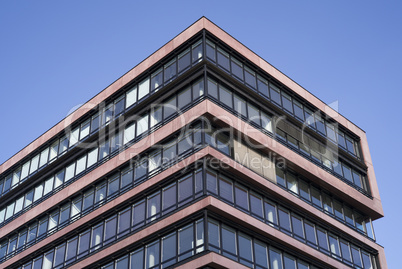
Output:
[[317, 229, 329, 251], [131, 249, 144, 269], [217, 48, 230, 71], [126, 85, 137, 108], [91, 223, 104, 250], [219, 85, 232, 108], [179, 224, 194, 260], [231, 58, 243, 80], [244, 67, 256, 88], [132, 200, 145, 228], [269, 248, 283, 269], [351, 247, 362, 267], [282, 92, 293, 113], [178, 87, 191, 109], [299, 180, 310, 201], [286, 173, 298, 194], [146, 241, 160, 268], [162, 184, 176, 214], [329, 234, 340, 257], [238, 233, 253, 267], [278, 208, 291, 232], [29, 155, 40, 175], [33, 184, 44, 202], [76, 155, 87, 175], [235, 186, 249, 210], [293, 100, 304, 121], [206, 171, 217, 194], [163, 97, 176, 119], [80, 120, 90, 139], [219, 177, 233, 203], [124, 122, 135, 144], [208, 79, 218, 99], [151, 68, 163, 91], [250, 193, 263, 219], [178, 175, 192, 204], [206, 40, 216, 61], [254, 240, 268, 268], [54, 243, 66, 267], [340, 240, 352, 262], [87, 148, 98, 168], [108, 175, 119, 196], [270, 85, 281, 105], [222, 225, 237, 259], [164, 59, 176, 83], [104, 216, 117, 243], [284, 254, 296, 269], [311, 187, 321, 208], [208, 220, 220, 250], [162, 232, 176, 266], [78, 231, 90, 257], [178, 49, 191, 73], [39, 148, 50, 168], [118, 208, 131, 235], [138, 77, 150, 101], [291, 215, 304, 239], [147, 193, 160, 221], [305, 222, 317, 246], [234, 94, 247, 117], [265, 202, 277, 225], [322, 193, 333, 214]]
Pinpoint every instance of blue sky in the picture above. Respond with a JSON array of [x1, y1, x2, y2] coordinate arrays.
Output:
[[0, 1, 401, 267]]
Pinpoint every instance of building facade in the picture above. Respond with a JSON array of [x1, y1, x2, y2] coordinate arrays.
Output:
[[0, 17, 386, 268]]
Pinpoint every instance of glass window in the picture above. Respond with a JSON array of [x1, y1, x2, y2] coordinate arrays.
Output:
[[337, 131, 346, 149], [18, 229, 28, 249], [178, 87, 191, 109], [3, 174, 12, 193], [163, 97, 177, 119], [238, 233, 253, 267], [284, 254, 296, 269], [162, 183, 176, 214], [192, 79, 204, 100], [5, 202, 14, 220], [206, 40, 216, 61], [269, 85, 281, 106], [340, 240, 352, 262], [134, 160, 147, 182], [7, 236, 17, 254], [293, 100, 304, 121], [257, 75, 269, 97], [333, 199, 344, 220], [217, 48, 230, 71], [126, 85, 137, 108], [244, 67, 256, 89], [276, 168, 286, 187], [328, 234, 340, 257], [110, 132, 122, 153], [108, 174, 120, 196], [80, 120, 90, 140], [362, 251, 373, 269], [207, 78, 218, 99], [131, 249, 144, 269], [265, 201, 277, 226], [113, 96, 125, 117], [66, 237, 78, 263], [261, 112, 272, 133], [162, 232, 176, 267], [87, 148, 98, 168], [179, 223, 194, 260], [206, 170, 217, 194], [322, 193, 333, 214], [282, 92, 293, 113], [299, 179, 310, 201], [33, 184, 44, 202], [65, 162, 76, 182], [178, 48, 191, 73], [121, 168, 133, 189], [192, 40, 203, 62], [278, 208, 291, 232], [286, 173, 298, 194], [132, 200, 145, 229], [38, 217, 48, 237], [42, 177, 53, 197], [269, 248, 283, 269], [91, 113, 100, 133], [352, 171, 363, 189], [146, 241, 160, 268], [48, 211, 59, 231], [234, 94, 247, 117], [344, 207, 354, 228], [54, 243, 66, 267], [208, 220, 220, 251], [14, 196, 24, 214], [138, 77, 150, 101], [29, 155, 40, 175], [150, 106, 162, 128], [311, 187, 321, 208], [304, 221, 317, 246], [254, 240, 268, 268], [247, 103, 260, 125], [342, 164, 353, 183], [291, 215, 304, 239], [219, 85, 232, 108], [49, 141, 59, 162], [178, 175, 192, 204], [25, 190, 34, 208], [76, 155, 87, 175], [219, 177, 233, 203], [164, 59, 177, 83], [346, 137, 356, 155], [104, 216, 117, 244], [351, 246, 362, 267], [78, 231, 90, 257], [95, 181, 107, 204], [118, 208, 131, 236], [39, 147, 49, 168], [147, 193, 160, 221], [71, 197, 82, 217], [99, 140, 110, 160], [27, 224, 37, 243], [151, 68, 163, 91], [83, 190, 94, 211], [54, 170, 65, 189], [60, 204, 70, 224], [315, 117, 326, 135], [91, 223, 104, 250], [250, 193, 263, 219], [235, 185, 249, 210], [222, 225, 237, 259], [317, 228, 329, 252], [231, 57, 243, 80]]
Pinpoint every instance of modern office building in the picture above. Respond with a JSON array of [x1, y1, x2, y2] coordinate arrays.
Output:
[[0, 17, 386, 268]]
